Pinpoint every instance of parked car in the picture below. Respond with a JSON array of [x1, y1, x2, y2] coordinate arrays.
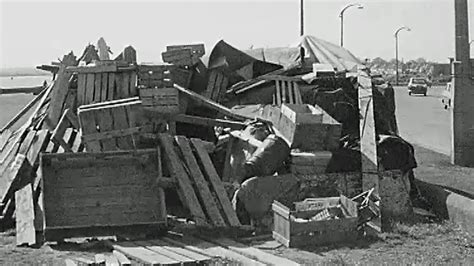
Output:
[[442, 82, 452, 109], [407, 77, 428, 96]]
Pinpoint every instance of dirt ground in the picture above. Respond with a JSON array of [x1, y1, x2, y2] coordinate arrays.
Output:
[[1, 214, 473, 265]]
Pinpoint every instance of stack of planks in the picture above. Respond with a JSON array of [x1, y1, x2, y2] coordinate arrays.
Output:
[[158, 134, 241, 228], [65, 235, 300, 265]]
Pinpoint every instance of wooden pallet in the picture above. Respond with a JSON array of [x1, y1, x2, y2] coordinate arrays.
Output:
[[78, 98, 159, 152], [158, 134, 241, 228], [98, 235, 298, 266], [40, 149, 167, 241]]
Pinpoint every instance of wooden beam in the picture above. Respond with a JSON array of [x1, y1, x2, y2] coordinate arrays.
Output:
[[173, 114, 246, 130], [158, 134, 208, 226], [15, 184, 35, 246], [191, 138, 241, 227], [46, 53, 78, 129], [173, 84, 249, 121], [175, 136, 226, 227]]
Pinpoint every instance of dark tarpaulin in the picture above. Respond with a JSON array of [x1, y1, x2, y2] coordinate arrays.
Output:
[[206, 40, 282, 80]]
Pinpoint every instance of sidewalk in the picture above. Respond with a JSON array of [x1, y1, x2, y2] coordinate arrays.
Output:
[[413, 144, 474, 197], [412, 144, 474, 235]]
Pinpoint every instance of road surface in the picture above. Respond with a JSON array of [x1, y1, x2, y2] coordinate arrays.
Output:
[[395, 85, 451, 156]]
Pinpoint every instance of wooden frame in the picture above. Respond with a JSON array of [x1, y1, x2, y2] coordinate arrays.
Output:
[[41, 149, 167, 241]]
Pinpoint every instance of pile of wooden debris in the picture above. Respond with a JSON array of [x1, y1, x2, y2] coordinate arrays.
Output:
[[0, 37, 418, 265]]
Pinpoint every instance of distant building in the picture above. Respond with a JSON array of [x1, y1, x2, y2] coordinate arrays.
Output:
[[432, 63, 451, 77]]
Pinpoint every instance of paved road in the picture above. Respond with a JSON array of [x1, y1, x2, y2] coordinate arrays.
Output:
[[394, 85, 451, 156]]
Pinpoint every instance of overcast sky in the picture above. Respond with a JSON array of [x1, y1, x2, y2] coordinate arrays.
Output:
[[0, 0, 473, 68]]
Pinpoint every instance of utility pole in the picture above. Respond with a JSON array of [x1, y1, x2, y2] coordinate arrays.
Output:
[[300, 0, 305, 63], [339, 3, 364, 47], [394, 26, 411, 86], [451, 0, 473, 166]]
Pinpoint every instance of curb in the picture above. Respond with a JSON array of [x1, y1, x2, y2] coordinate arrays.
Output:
[[415, 179, 474, 235]]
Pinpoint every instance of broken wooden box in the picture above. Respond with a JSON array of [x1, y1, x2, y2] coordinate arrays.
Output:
[[40, 149, 167, 241], [276, 104, 341, 151], [290, 150, 332, 175], [78, 97, 162, 152], [272, 195, 358, 248]]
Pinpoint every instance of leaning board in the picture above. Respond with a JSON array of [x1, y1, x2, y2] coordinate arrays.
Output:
[[40, 149, 166, 241]]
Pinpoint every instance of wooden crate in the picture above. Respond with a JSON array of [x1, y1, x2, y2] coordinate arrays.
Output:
[[277, 104, 341, 151], [272, 195, 358, 248], [139, 87, 180, 114], [281, 104, 323, 124], [137, 65, 173, 89], [290, 151, 332, 174], [78, 98, 157, 152], [72, 64, 138, 106], [40, 149, 167, 241]]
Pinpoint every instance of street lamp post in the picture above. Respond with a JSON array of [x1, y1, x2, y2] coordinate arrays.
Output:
[[339, 3, 364, 47], [395, 26, 411, 86]]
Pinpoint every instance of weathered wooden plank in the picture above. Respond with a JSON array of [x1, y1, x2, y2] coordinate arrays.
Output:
[[118, 72, 130, 99], [0, 129, 13, 152], [112, 250, 131, 266], [85, 73, 95, 105], [77, 74, 87, 106], [175, 136, 226, 227], [46, 54, 77, 128], [158, 134, 207, 226], [173, 114, 245, 130], [137, 240, 195, 265], [107, 73, 116, 101], [210, 238, 300, 266], [64, 258, 78, 266], [162, 48, 194, 66], [113, 242, 178, 266], [78, 110, 101, 152], [358, 72, 379, 194], [95, 254, 106, 265], [114, 73, 123, 100], [163, 236, 264, 266], [51, 109, 73, 152], [104, 254, 119, 266], [94, 73, 102, 103], [174, 84, 248, 121], [100, 73, 108, 102], [166, 44, 205, 57], [95, 108, 117, 151], [112, 106, 134, 150], [149, 239, 211, 263], [190, 138, 240, 227], [129, 71, 137, 96], [275, 80, 281, 105], [15, 184, 35, 246], [66, 65, 118, 74]]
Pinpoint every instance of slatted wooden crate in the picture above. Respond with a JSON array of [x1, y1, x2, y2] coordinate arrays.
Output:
[[78, 97, 157, 152], [137, 65, 192, 89], [137, 65, 172, 89], [139, 87, 180, 114], [70, 63, 138, 106], [277, 104, 342, 151], [272, 195, 358, 248], [40, 149, 167, 241], [204, 70, 229, 102], [271, 77, 303, 105]]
